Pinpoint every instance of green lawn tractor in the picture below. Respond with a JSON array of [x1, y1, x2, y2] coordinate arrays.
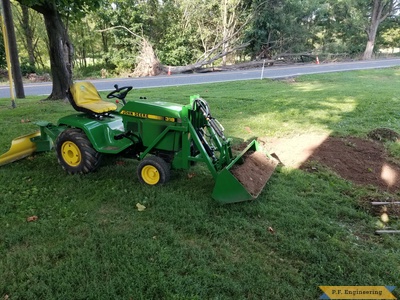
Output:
[[0, 82, 277, 203]]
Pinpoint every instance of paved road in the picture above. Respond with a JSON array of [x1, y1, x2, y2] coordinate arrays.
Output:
[[1, 58, 400, 98]]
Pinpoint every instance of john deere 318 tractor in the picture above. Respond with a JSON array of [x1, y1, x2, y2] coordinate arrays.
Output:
[[0, 82, 277, 203]]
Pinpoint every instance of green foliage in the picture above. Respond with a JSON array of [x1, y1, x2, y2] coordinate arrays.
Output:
[[312, 0, 366, 54], [157, 35, 197, 66], [17, 0, 102, 19], [245, 0, 319, 58], [89, 0, 150, 71], [7, 0, 400, 77], [72, 64, 96, 79], [378, 15, 400, 50], [315, 0, 400, 56], [19, 58, 36, 75], [68, 16, 103, 69], [157, 22, 200, 66]]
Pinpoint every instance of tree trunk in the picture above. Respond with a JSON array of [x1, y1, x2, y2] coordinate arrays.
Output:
[[2, 0, 25, 99], [101, 30, 108, 54], [43, 8, 72, 99], [363, 0, 393, 60], [222, 0, 228, 66], [30, 2, 73, 100], [161, 62, 205, 74], [363, 40, 376, 60]]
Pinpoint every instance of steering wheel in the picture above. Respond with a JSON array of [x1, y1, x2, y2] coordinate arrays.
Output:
[[107, 84, 133, 104]]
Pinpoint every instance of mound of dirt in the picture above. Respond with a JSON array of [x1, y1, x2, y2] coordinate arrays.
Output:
[[259, 133, 400, 192], [367, 128, 400, 142], [230, 151, 278, 197]]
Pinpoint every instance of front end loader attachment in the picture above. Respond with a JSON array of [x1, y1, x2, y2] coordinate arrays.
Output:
[[212, 140, 278, 204], [188, 96, 278, 204], [0, 131, 41, 166]]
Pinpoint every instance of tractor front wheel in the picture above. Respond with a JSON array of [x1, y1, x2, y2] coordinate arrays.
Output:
[[137, 156, 170, 185], [56, 129, 102, 174]]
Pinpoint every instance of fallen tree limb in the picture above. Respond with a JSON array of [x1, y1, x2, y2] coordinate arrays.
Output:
[[164, 42, 250, 75]]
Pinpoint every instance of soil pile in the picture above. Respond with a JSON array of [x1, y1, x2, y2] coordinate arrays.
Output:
[[260, 132, 400, 192], [302, 137, 400, 192], [230, 151, 278, 196]]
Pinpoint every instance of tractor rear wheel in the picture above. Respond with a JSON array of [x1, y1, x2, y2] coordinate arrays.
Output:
[[137, 156, 170, 185], [56, 128, 102, 174]]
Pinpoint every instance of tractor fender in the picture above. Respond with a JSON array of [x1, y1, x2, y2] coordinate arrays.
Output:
[[57, 114, 133, 154]]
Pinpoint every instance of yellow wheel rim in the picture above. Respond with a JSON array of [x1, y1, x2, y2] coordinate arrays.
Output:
[[61, 141, 81, 167], [141, 165, 160, 185]]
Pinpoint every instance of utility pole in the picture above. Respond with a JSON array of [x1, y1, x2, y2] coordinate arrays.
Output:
[[1, 0, 25, 102]]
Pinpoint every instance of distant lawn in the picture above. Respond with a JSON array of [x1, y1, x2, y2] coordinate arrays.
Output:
[[1, 68, 400, 299]]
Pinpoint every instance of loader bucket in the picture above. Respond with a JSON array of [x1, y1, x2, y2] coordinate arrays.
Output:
[[0, 131, 40, 166], [212, 140, 278, 204]]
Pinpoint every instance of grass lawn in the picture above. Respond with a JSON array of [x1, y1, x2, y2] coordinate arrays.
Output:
[[1, 68, 400, 299]]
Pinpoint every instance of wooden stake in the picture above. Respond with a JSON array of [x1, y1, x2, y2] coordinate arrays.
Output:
[[260, 59, 265, 80]]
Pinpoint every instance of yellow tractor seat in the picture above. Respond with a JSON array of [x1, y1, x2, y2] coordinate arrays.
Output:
[[67, 82, 117, 115]]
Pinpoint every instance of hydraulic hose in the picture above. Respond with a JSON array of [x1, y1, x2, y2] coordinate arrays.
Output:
[[194, 98, 226, 140]]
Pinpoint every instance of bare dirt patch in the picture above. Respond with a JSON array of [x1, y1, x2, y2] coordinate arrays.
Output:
[[258, 133, 400, 193]]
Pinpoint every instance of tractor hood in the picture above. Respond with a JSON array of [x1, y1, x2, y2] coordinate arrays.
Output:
[[119, 101, 187, 122]]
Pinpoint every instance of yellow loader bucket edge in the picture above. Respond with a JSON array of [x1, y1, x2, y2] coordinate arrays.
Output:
[[212, 140, 278, 204], [0, 131, 41, 166]]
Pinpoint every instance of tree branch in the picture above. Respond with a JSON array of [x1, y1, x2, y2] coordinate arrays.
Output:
[[96, 25, 144, 46]]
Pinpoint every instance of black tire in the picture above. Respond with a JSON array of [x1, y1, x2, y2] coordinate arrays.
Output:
[[137, 156, 170, 185], [56, 128, 102, 174]]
